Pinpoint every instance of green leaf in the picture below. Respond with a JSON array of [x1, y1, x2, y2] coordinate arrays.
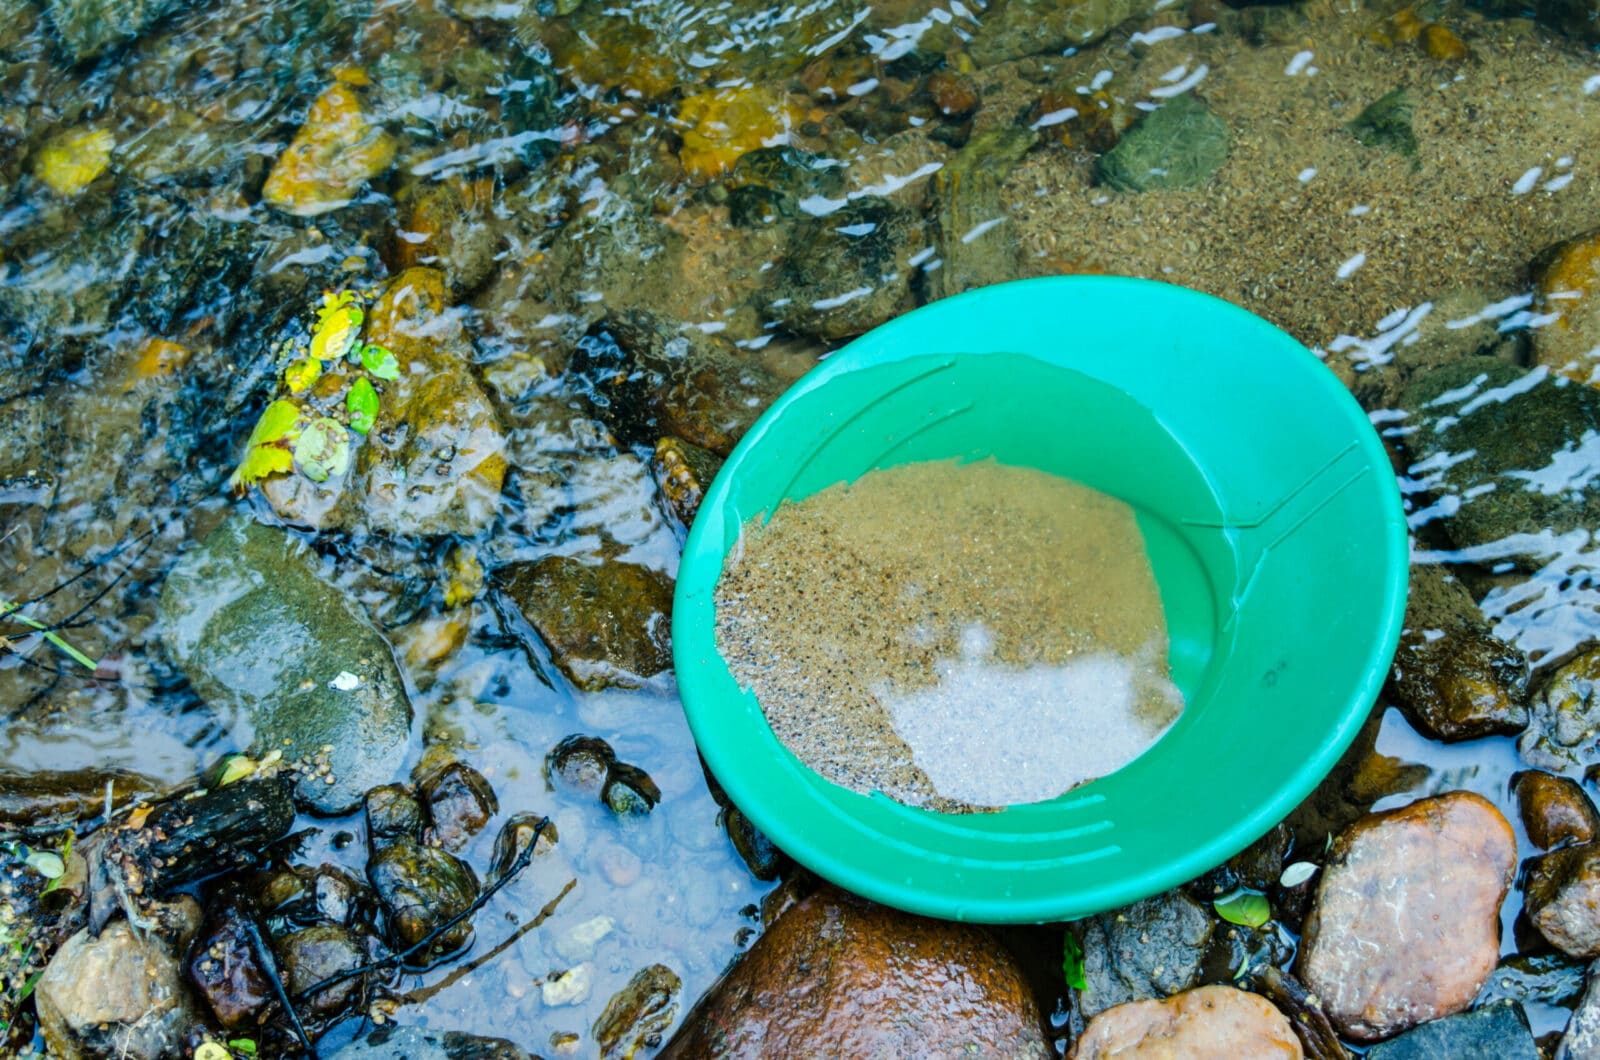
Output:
[[1214, 890, 1271, 929], [361, 343, 400, 380], [347, 377, 379, 434], [292, 417, 351, 483], [228, 1040, 258, 1057], [194, 1043, 231, 1060], [0, 597, 99, 670], [1062, 930, 1087, 992], [16, 967, 41, 1004], [25, 850, 63, 880], [216, 755, 256, 787]]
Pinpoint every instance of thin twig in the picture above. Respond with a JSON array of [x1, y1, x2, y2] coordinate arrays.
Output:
[[243, 915, 319, 1060], [398, 877, 575, 1006], [292, 817, 551, 1004]]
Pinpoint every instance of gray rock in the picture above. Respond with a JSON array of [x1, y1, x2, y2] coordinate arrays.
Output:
[[44, 0, 188, 62], [1560, 960, 1600, 1060], [1401, 361, 1600, 560], [1074, 889, 1214, 1017], [969, 0, 1162, 65], [326, 1026, 533, 1060], [1388, 566, 1529, 741], [767, 195, 922, 342], [1479, 953, 1588, 1010], [923, 127, 1038, 302], [35, 906, 202, 1060], [1521, 647, 1600, 771], [1097, 93, 1228, 193], [1366, 1000, 1538, 1060], [158, 516, 413, 814]]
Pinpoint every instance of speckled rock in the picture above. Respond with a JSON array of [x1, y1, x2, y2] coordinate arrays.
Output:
[[1074, 889, 1215, 1017], [1560, 961, 1600, 1060], [767, 196, 922, 342], [1514, 770, 1600, 849], [496, 556, 673, 691], [652, 436, 723, 536], [1388, 566, 1528, 741], [1520, 646, 1600, 771], [1401, 360, 1600, 560], [36, 903, 202, 1060], [157, 516, 413, 815], [1525, 842, 1600, 958], [1299, 792, 1516, 1041], [924, 127, 1037, 301], [1070, 985, 1302, 1059], [1365, 1000, 1538, 1059], [658, 886, 1051, 1058], [969, 0, 1165, 65], [1097, 93, 1228, 193]]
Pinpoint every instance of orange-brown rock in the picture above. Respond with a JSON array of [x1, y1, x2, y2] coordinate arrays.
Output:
[[1070, 986, 1302, 1059], [1514, 770, 1600, 850], [1525, 842, 1600, 957], [1421, 23, 1468, 60], [1299, 792, 1516, 1041], [1533, 227, 1600, 385], [658, 886, 1050, 1059], [262, 82, 396, 217]]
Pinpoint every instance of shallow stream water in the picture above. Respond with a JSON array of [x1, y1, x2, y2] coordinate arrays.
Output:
[[4, 0, 1600, 1052]]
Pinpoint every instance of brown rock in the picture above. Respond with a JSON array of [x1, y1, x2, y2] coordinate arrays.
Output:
[[1514, 771, 1600, 850], [262, 82, 396, 216], [926, 71, 979, 118], [1070, 985, 1302, 1059], [496, 556, 673, 691], [651, 436, 723, 535], [658, 886, 1050, 1059], [1533, 227, 1600, 385], [1299, 791, 1516, 1041], [1387, 567, 1528, 742], [1526, 842, 1600, 958], [1421, 23, 1469, 61]]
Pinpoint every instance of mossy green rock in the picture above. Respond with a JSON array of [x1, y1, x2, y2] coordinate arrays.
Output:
[[158, 516, 412, 815], [1097, 93, 1228, 193], [1401, 361, 1600, 558]]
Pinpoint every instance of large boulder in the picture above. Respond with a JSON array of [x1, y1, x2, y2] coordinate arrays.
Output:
[[1299, 792, 1516, 1041], [158, 516, 413, 814], [659, 886, 1051, 1058]]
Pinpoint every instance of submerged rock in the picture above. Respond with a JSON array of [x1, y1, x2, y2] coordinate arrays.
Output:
[[969, 0, 1164, 65], [1514, 770, 1600, 849], [1533, 227, 1600, 384], [1387, 567, 1528, 741], [1073, 889, 1214, 1017], [414, 749, 499, 852], [659, 886, 1050, 1058], [279, 923, 377, 1022], [158, 517, 413, 815], [923, 127, 1037, 301], [1365, 1000, 1538, 1059], [676, 87, 800, 182], [368, 839, 480, 967], [1520, 646, 1600, 771], [263, 81, 397, 217], [496, 556, 673, 691], [43, 0, 188, 62], [767, 195, 922, 342], [186, 898, 271, 1033], [36, 902, 202, 1060], [1401, 361, 1600, 559], [1525, 842, 1600, 958], [1299, 792, 1516, 1040], [593, 963, 682, 1060], [1097, 93, 1228, 193], [326, 1026, 533, 1060], [1070, 985, 1302, 1059], [652, 436, 724, 536]]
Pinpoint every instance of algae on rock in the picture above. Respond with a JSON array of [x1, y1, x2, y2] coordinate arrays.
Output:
[[1097, 93, 1228, 193]]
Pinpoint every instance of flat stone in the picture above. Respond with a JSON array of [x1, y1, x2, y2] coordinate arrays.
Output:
[[1070, 985, 1302, 1059], [1299, 792, 1516, 1040], [659, 886, 1051, 1059], [158, 516, 412, 815], [1365, 1000, 1538, 1060], [1525, 842, 1600, 958]]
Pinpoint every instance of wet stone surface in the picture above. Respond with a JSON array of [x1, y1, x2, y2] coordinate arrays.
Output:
[[1074, 889, 1215, 1018], [1070, 985, 1302, 1059]]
